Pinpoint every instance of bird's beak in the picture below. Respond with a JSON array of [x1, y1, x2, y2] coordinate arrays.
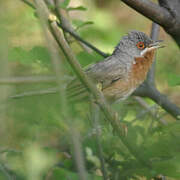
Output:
[[148, 40, 165, 49], [140, 40, 165, 56]]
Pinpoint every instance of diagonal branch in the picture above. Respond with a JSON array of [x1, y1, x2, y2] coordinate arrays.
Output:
[[21, 0, 35, 9], [0, 76, 56, 84], [120, 0, 174, 28]]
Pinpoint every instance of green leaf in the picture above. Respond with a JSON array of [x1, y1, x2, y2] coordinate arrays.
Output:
[[50, 167, 102, 180], [8, 46, 51, 65], [76, 51, 102, 67], [59, 0, 70, 9], [67, 6, 87, 11], [72, 19, 94, 30], [29, 46, 51, 65], [167, 73, 180, 86]]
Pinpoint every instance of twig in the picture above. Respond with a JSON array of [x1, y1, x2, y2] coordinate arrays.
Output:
[[71, 129, 88, 180], [134, 84, 180, 120], [134, 96, 168, 125], [147, 87, 180, 120], [54, 0, 92, 53], [57, 21, 108, 57], [0, 163, 16, 180], [0, 76, 56, 84], [10, 87, 58, 99], [90, 101, 108, 180], [21, 0, 35, 9]]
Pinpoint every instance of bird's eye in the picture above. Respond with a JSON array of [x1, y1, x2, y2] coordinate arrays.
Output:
[[136, 41, 145, 50]]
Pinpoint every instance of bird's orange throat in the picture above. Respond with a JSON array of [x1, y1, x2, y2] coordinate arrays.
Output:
[[130, 49, 156, 85]]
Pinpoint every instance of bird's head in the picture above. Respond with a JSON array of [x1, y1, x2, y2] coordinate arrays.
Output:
[[113, 30, 164, 64]]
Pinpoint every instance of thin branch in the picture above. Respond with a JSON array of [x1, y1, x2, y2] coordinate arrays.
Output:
[[147, 87, 180, 120], [71, 129, 88, 180], [54, 0, 92, 53], [146, 23, 160, 85], [134, 84, 180, 120], [0, 76, 56, 84], [90, 101, 108, 180], [120, 0, 174, 28], [10, 87, 58, 99], [57, 21, 108, 57], [134, 96, 168, 125], [21, 0, 35, 9]]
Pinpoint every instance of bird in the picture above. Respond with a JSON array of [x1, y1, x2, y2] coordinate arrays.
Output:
[[67, 30, 163, 103]]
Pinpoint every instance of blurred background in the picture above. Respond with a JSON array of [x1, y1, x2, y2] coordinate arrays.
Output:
[[0, 0, 180, 179]]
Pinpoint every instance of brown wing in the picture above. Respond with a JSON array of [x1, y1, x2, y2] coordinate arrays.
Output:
[[66, 56, 126, 101], [86, 56, 127, 89]]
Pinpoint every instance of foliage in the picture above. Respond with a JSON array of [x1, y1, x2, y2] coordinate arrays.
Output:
[[0, 0, 179, 180]]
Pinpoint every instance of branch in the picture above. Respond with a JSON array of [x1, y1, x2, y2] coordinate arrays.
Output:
[[21, 0, 35, 9], [10, 87, 58, 99], [146, 23, 160, 85], [134, 96, 168, 125], [0, 76, 56, 84], [147, 87, 180, 120], [134, 83, 180, 120], [57, 21, 108, 57], [120, 0, 174, 28], [90, 102, 108, 180], [53, 0, 92, 53]]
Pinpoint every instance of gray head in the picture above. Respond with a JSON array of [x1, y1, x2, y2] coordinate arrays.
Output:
[[113, 30, 162, 60]]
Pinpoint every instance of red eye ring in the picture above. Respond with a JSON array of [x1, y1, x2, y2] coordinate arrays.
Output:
[[136, 41, 145, 50]]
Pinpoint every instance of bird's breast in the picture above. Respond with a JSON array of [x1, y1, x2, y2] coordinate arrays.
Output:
[[103, 49, 155, 103], [129, 49, 155, 86]]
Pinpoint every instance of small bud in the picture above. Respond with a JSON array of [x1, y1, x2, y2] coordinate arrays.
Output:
[[48, 14, 57, 22]]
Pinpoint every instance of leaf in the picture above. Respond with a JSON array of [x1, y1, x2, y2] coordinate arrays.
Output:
[[8, 47, 29, 64], [67, 6, 87, 11], [76, 51, 102, 67], [72, 19, 94, 30], [49, 167, 102, 180], [167, 73, 180, 86], [29, 46, 51, 65], [152, 154, 180, 178], [8, 46, 51, 65], [59, 0, 70, 9]]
